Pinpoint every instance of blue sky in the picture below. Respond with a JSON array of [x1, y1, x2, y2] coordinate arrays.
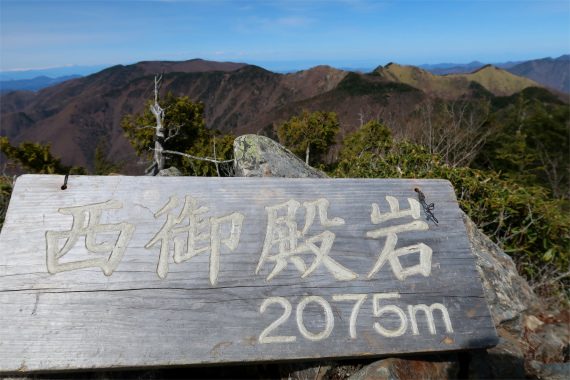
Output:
[[1, 0, 569, 78]]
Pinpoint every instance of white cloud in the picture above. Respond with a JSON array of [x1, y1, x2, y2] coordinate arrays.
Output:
[[0, 64, 73, 72]]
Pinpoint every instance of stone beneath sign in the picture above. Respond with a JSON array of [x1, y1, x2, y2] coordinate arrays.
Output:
[[349, 354, 460, 380], [0, 175, 497, 373]]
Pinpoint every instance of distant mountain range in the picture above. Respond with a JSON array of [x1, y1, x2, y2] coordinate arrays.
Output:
[[507, 55, 569, 93], [0, 58, 566, 174], [418, 60, 523, 72], [419, 55, 569, 92], [0, 75, 82, 94], [1, 55, 567, 93], [0, 64, 111, 81]]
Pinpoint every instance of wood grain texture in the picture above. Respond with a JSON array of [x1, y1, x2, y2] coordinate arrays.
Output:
[[0, 175, 498, 373]]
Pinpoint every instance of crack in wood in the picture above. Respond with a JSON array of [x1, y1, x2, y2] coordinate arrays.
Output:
[[31, 292, 39, 315]]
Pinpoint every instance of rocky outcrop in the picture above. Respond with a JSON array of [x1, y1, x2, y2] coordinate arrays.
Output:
[[529, 361, 570, 380], [462, 211, 543, 330], [233, 135, 328, 178], [458, 211, 543, 379], [348, 355, 460, 380], [467, 327, 526, 379], [157, 166, 182, 176]]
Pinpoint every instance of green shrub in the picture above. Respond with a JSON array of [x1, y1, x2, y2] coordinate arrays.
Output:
[[336, 72, 420, 98], [0, 171, 14, 231], [332, 134, 569, 300]]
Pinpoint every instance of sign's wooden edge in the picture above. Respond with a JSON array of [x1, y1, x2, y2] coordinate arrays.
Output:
[[12, 174, 456, 185], [0, 175, 499, 373], [1, 342, 500, 375]]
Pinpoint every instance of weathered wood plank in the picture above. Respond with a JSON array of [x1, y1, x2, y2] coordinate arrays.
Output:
[[0, 175, 497, 373]]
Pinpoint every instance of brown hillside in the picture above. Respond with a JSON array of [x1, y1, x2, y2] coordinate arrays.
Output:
[[374, 63, 544, 98], [134, 59, 248, 76], [1, 59, 558, 174], [0, 61, 351, 172]]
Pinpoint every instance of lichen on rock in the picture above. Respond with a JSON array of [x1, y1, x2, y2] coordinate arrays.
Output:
[[233, 134, 328, 178]]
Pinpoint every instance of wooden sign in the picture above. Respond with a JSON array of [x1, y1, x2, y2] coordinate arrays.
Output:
[[0, 175, 497, 373]]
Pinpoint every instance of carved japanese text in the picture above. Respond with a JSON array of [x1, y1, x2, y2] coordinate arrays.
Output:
[[366, 196, 432, 281], [145, 195, 244, 284], [46, 200, 135, 275], [256, 198, 358, 282]]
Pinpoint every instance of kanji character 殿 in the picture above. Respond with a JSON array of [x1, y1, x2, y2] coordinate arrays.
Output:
[[255, 198, 358, 282], [46, 200, 135, 276], [366, 195, 432, 281], [145, 195, 244, 284]]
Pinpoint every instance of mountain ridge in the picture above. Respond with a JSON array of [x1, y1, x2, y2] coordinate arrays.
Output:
[[373, 63, 543, 97], [0, 75, 83, 94], [1, 55, 567, 93], [0, 61, 349, 171], [0, 58, 562, 174], [420, 55, 569, 92], [506, 55, 569, 93]]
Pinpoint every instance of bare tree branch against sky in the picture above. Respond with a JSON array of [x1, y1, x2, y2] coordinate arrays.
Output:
[[1, 0, 568, 78]]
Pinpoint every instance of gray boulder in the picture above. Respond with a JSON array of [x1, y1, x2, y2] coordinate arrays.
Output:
[[530, 361, 570, 380], [157, 166, 182, 176], [278, 360, 335, 380], [461, 211, 543, 336], [468, 327, 526, 379], [536, 331, 566, 362], [348, 354, 460, 380], [233, 134, 328, 178]]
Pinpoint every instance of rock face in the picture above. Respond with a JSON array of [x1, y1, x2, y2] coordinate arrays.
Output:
[[530, 361, 570, 380], [348, 355, 460, 380], [468, 327, 526, 379], [462, 211, 543, 331], [233, 134, 328, 178], [157, 166, 182, 176]]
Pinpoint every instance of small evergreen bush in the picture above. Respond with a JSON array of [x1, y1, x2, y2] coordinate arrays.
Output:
[[331, 129, 569, 302]]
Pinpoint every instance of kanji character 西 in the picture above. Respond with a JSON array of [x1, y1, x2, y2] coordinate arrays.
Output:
[[46, 200, 135, 275]]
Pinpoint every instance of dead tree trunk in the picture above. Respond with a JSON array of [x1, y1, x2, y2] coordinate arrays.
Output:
[[146, 70, 166, 176], [144, 70, 236, 176]]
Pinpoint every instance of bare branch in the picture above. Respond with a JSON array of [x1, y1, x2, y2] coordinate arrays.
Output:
[[164, 123, 182, 142], [134, 125, 157, 130], [497, 204, 546, 246], [525, 253, 570, 293], [163, 150, 234, 164], [213, 136, 220, 177], [144, 162, 158, 176], [415, 97, 493, 167]]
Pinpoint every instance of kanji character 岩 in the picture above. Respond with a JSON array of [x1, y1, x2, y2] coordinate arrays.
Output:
[[145, 195, 244, 284], [255, 198, 358, 282], [366, 195, 432, 281], [46, 200, 135, 275]]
